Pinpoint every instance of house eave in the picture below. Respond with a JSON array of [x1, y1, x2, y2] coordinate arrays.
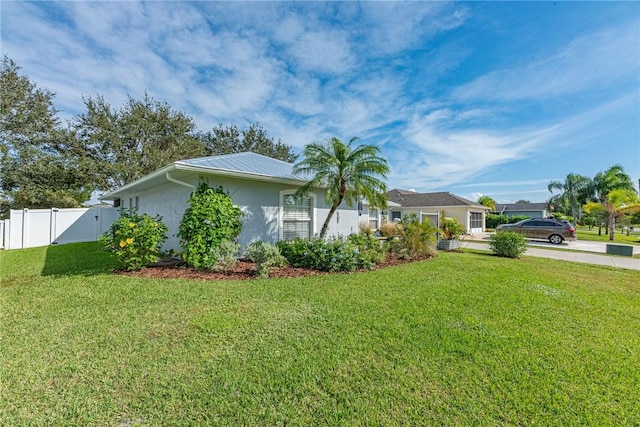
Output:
[[100, 164, 176, 201], [172, 162, 310, 187]]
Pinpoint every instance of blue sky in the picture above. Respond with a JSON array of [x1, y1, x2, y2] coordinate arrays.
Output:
[[2, 1, 639, 203]]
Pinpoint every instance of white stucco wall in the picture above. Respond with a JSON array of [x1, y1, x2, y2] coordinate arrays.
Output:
[[115, 173, 361, 251]]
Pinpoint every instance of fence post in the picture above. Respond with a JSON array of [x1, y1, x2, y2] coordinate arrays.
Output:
[[21, 208, 29, 249]]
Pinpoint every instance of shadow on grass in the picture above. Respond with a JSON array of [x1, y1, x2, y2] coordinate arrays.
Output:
[[42, 242, 119, 277]]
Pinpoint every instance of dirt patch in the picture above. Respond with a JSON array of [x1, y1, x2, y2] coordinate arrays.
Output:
[[118, 255, 432, 281]]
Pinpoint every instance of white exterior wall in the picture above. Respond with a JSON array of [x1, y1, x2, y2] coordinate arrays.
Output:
[[118, 174, 361, 252]]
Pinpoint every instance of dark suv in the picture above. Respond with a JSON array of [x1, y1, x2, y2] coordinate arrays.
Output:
[[496, 219, 576, 244]]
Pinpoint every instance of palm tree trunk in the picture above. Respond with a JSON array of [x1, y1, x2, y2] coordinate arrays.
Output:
[[608, 212, 615, 241], [320, 202, 340, 239]]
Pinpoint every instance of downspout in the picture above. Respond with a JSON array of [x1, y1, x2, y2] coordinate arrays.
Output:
[[166, 171, 196, 190]]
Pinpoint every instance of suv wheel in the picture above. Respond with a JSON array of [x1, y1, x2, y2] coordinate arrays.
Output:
[[549, 234, 563, 245]]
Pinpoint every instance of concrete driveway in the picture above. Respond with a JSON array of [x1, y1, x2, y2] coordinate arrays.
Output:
[[462, 233, 640, 271]]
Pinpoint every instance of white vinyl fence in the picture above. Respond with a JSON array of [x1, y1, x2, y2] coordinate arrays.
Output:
[[1, 207, 119, 250]]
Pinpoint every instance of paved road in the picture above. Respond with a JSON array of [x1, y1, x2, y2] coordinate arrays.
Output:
[[460, 235, 640, 271]]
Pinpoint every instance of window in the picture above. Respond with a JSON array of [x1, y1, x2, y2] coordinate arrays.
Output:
[[369, 209, 378, 230], [470, 212, 483, 229], [282, 194, 312, 240], [391, 211, 402, 222]]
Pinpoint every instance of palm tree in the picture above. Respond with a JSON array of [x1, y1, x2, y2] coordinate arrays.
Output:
[[593, 165, 635, 240], [477, 195, 496, 212], [602, 189, 640, 240], [547, 173, 593, 223], [293, 137, 390, 238], [594, 165, 634, 203]]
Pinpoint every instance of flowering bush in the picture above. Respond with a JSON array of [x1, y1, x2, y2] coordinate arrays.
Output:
[[178, 184, 243, 269], [99, 208, 168, 271]]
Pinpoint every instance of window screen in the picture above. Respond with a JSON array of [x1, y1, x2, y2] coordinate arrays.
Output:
[[470, 212, 483, 229], [282, 194, 311, 239]]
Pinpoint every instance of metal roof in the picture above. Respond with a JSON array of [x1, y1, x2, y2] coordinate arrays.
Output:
[[176, 152, 307, 181]]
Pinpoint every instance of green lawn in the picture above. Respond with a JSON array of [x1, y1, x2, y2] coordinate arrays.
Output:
[[1, 243, 639, 425], [577, 227, 640, 246]]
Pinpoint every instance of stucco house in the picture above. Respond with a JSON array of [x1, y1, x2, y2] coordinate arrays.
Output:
[[100, 152, 361, 251], [494, 202, 548, 219], [365, 189, 489, 234]]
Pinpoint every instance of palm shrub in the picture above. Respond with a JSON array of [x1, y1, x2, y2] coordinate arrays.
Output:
[[490, 231, 527, 258], [388, 214, 438, 259], [439, 212, 466, 240], [244, 241, 287, 277], [379, 221, 400, 238], [178, 184, 243, 269], [99, 208, 168, 271]]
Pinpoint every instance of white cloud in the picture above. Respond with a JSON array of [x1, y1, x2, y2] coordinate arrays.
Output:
[[2, 0, 638, 195], [453, 21, 640, 101]]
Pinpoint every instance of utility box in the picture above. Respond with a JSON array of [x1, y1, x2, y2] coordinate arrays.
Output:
[[606, 244, 634, 257]]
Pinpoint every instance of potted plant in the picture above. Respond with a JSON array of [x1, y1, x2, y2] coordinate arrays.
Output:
[[437, 214, 466, 251]]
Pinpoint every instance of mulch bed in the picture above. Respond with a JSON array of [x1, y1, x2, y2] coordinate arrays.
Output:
[[118, 255, 432, 281]]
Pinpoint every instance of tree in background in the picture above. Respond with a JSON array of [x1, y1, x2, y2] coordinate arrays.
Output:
[[293, 137, 389, 238], [70, 93, 206, 191], [477, 195, 496, 211], [0, 56, 301, 216], [592, 165, 635, 238], [600, 189, 640, 241], [547, 173, 593, 223], [0, 56, 91, 217], [582, 201, 608, 233], [515, 199, 530, 204], [198, 123, 297, 163]]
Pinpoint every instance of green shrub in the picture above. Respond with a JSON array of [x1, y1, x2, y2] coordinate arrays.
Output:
[[210, 239, 240, 272], [99, 208, 168, 271], [244, 241, 287, 277], [346, 232, 386, 266], [490, 231, 527, 258], [485, 214, 530, 229], [178, 184, 243, 269], [277, 234, 384, 272]]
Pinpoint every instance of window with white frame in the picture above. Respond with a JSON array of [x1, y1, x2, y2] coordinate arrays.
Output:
[[470, 212, 483, 229], [282, 193, 312, 240], [369, 208, 379, 230]]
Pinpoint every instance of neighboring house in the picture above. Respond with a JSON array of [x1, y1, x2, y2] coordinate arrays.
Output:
[[494, 203, 548, 219], [100, 152, 361, 251], [374, 189, 490, 234], [360, 200, 401, 231]]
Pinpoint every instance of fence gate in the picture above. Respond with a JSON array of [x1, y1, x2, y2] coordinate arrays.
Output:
[[2, 207, 118, 250]]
